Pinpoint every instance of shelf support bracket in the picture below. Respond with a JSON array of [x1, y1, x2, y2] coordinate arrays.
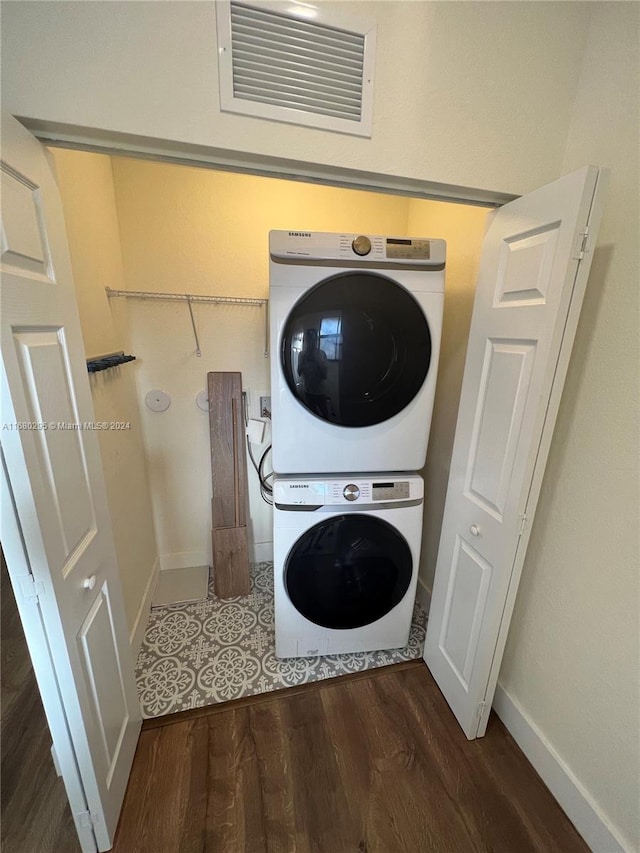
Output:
[[186, 296, 202, 358]]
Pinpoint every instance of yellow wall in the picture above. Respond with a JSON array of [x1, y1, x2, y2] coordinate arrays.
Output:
[[51, 149, 159, 651], [109, 157, 411, 566], [406, 199, 490, 592], [50, 146, 489, 619], [53, 146, 481, 624]]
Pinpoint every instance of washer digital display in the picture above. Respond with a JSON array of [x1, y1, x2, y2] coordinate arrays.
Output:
[[372, 482, 410, 501]]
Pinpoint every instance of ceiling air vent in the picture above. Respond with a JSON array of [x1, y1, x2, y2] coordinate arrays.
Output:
[[216, 1, 376, 137]]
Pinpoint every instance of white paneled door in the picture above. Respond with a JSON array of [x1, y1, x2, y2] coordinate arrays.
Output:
[[424, 166, 606, 739], [0, 115, 141, 850]]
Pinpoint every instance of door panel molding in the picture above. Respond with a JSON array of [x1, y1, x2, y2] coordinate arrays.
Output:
[[465, 338, 537, 519], [439, 535, 493, 689]]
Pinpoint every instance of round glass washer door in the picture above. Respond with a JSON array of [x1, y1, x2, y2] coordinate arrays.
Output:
[[281, 272, 432, 427], [284, 514, 413, 630]]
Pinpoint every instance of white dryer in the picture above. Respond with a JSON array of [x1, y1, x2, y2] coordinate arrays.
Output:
[[273, 473, 424, 658], [269, 230, 445, 474]]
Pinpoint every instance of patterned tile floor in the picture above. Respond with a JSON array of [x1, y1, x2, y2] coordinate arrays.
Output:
[[135, 561, 427, 718]]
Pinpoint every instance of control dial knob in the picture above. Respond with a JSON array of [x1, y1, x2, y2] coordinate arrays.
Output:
[[352, 235, 372, 256], [343, 484, 360, 501]]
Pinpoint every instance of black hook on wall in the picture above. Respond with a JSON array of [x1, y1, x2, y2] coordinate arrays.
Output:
[[86, 351, 136, 374]]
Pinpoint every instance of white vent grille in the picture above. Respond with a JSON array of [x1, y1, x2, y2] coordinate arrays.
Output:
[[216, 1, 376, 137]]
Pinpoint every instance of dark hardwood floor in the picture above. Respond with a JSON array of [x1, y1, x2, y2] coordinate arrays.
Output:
[[0, 556, 590, 853], [1, 552, 80, 853], [114, 660, 587, 853]]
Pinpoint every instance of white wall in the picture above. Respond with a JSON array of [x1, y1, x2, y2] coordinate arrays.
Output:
[[498, 5, 640, 851], [109, 157, 411, 566], [1, 1, 589, 196], [51, 149, 159, 653]]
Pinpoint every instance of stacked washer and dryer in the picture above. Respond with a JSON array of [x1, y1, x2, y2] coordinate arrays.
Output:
[[269, 231, 445, 658]]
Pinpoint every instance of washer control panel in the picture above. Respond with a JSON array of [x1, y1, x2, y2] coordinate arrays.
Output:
[[274, 476, 422, 506], [270, 230, 446, 268]]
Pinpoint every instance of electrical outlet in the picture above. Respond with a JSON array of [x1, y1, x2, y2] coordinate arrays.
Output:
[[247, 418, 266, 443], [260, 396, 271, 418]]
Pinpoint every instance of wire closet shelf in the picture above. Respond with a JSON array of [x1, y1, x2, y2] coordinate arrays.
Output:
[[105, 287, 269, 358]]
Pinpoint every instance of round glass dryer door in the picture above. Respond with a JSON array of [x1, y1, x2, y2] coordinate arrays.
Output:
[[281, 273, 432, 427], [284, 514, 413, 630]]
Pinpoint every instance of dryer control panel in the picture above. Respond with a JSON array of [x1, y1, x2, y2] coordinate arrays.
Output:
[[273, 475, 423, 507], [270, 230, 446, 267]]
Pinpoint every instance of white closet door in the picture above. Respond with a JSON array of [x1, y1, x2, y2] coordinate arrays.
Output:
[[1, 114, 141, 850], [424, 166, 606, 739]]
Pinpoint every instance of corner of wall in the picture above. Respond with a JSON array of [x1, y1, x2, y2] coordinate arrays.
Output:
[[129, 556, 160, 659], [493, 683, 630, 853], [53, 148, 160, 647]]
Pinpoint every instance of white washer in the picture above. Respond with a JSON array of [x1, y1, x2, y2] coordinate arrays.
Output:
[[273, 473, 424, 658], [269, 230, 445, 474]]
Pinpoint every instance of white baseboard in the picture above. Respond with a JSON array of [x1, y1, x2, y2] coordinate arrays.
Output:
[[129, 557, 159, 658], [159, 550, 209, 573], [415, 576, 432, 615], [493, 683, 630, 853], [251, 541, 273, 562]]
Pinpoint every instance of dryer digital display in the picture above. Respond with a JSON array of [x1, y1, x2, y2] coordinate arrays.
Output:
[[386, 238, 431, 260], [281, 272, 432, 428]]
